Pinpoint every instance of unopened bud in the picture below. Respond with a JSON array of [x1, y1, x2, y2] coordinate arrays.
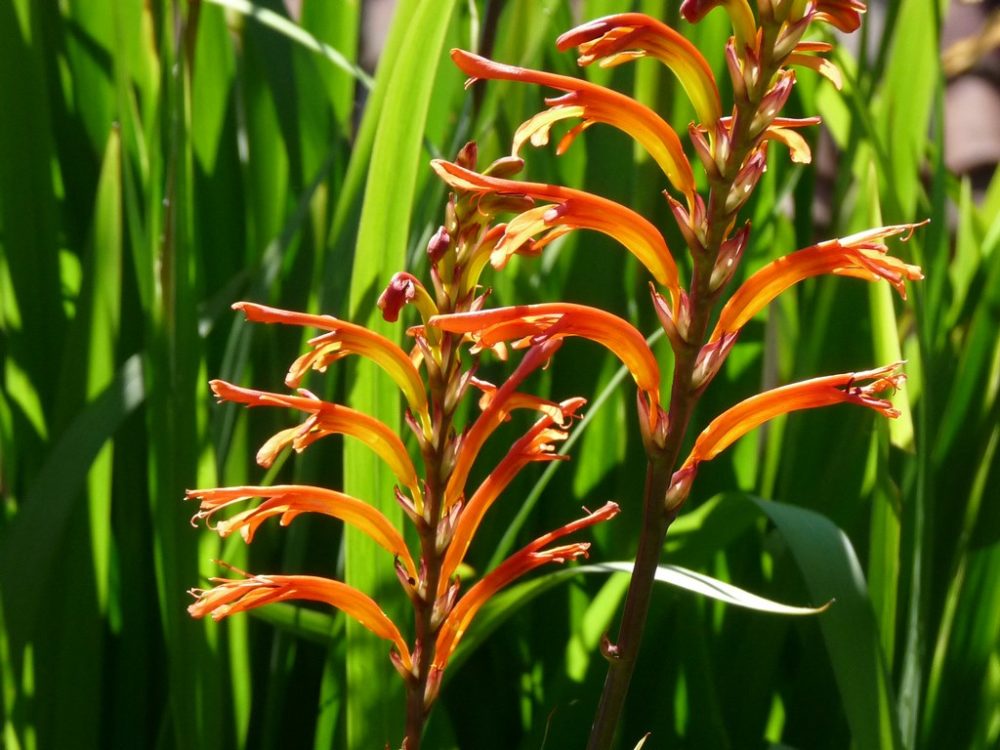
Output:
[[664, 465, 697, 513], [455, 141, 478, 170], [725, 40, 748, 105], [773, 16, 811, 59], [482, 155, 524, 179], [691, 332, 739, 391], [726, 148, 768, 214], [751, 72, 795, 137], [710, 223, 751, 292], [650, 284, 692, 348], [689, 124, 721, 182], [665, 193, 706, 255], [427, 225, 451, 263]]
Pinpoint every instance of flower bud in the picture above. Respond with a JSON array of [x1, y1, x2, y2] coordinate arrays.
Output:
[[751, 71, 795, 137], [455, 141, 478, 170], [689, 123, 722, 182], [482, 155, 524, 179], [665, 192, 706, 255], [664, 465, 697, 513], [710, 223, 751, 292], [427, 225, 452, 263], [691, 331, 739, 391], [725, 147, 768, 214]]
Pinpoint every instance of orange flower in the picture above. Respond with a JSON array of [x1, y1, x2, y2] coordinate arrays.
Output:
[[556, 13, 722, 126], [187, 485, 417, 578], [432, 501, 620, 673], [431, 160, 680, 298], [233, 301, 432, 437], [439, 401, 587, 592], [429, 303, 662, 414], [680, 363, 905, 472], [709, 224, 925, 343], [189, 572, 413, 671], [451, 49, 695, 198], [210, 380, 421, 501], [445, 340, 574, 507], [811, 0, 867, 33]]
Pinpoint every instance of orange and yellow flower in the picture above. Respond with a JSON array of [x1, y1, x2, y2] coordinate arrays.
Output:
[[209, 380, 422, 501], [709, 224, 925, 342], [233, 301, 432, 436], [189, 572, 413, 671], [680, 362, 905, 472], [187, 485, 417, 578], [431, 159, 681, 299], [430, 303, 662, 415], [451, 49, 695, 199], [432, 501, 620, 674], [556, 13, 722, 126]]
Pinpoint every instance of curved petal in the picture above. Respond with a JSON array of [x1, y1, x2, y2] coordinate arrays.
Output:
[[433, 502, 620, 671], [440, 401, 588, 591], [679, 0, 757, 47], [709, 225, 924, 342], [209, 380, 421, 499], [557, 13, 722, 125], [429, 303, 662, 412], [681, 363, 905, 469], [431, 160, 680, 297], [187, 485, 416, 578], [189, 572, 412, 670], [233, 302, 431, 436], [451, 49, 694, 198]]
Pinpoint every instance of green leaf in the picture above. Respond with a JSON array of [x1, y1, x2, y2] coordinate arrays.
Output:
[[342, 1, 458, 747], [739, 495, 903, 750]]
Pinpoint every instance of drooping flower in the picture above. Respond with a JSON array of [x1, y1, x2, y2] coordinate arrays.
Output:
[[709, 224, 925, 342], [431, 159, 681, 300], [209, 380, 422, 501], [679, 0, 757, 48], [187, 484, 417, 578], [432, 502, 620, 676], [233, 301, 432, 437], [680, 363, 905, 472], [556, 13, 722, 126], [430, 303, 662, 416], [451, 49, 695, 199], [188, 572, 414, 672]]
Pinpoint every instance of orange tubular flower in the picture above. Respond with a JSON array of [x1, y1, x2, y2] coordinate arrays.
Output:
[[811, 0, 867, 33], [556, 13, 722, 127], [233, 301, 432, 437], [189, 573, 413, 671], [209, 380, 421, 500], [451, 49, 695, 199], [433, 501, 620, 673], [439, 401, 587, 591], [431, 160, 681, 298], [445, 341, 572, 507], [187, 485, 417, 578], [429, 303, 662, 413], [680, 363, 905, 472], [709, 224, 925, 343]]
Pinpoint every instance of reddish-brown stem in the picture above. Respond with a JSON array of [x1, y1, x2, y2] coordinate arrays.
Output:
[[587, 20, 787, 750]]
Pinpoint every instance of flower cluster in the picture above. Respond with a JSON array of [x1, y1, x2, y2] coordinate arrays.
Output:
[[421, 2, 924, 745], [186, 143, 621, 748]]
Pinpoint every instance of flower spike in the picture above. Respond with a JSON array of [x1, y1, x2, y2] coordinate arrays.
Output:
[[556, 13, 722, 126], [431, 160, 681, 298], [451, 49, 695, 199], [189, 572, 413, 670], [187, 485, 417, 578], [709, 224, 925, 342]]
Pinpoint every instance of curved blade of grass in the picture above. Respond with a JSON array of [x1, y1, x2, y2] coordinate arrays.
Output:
[[204, 0, 373, 89]]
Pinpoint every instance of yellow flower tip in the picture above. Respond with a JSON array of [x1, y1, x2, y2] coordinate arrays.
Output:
[[680, 0, 757, 47], [556, 13, 722, 126]]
